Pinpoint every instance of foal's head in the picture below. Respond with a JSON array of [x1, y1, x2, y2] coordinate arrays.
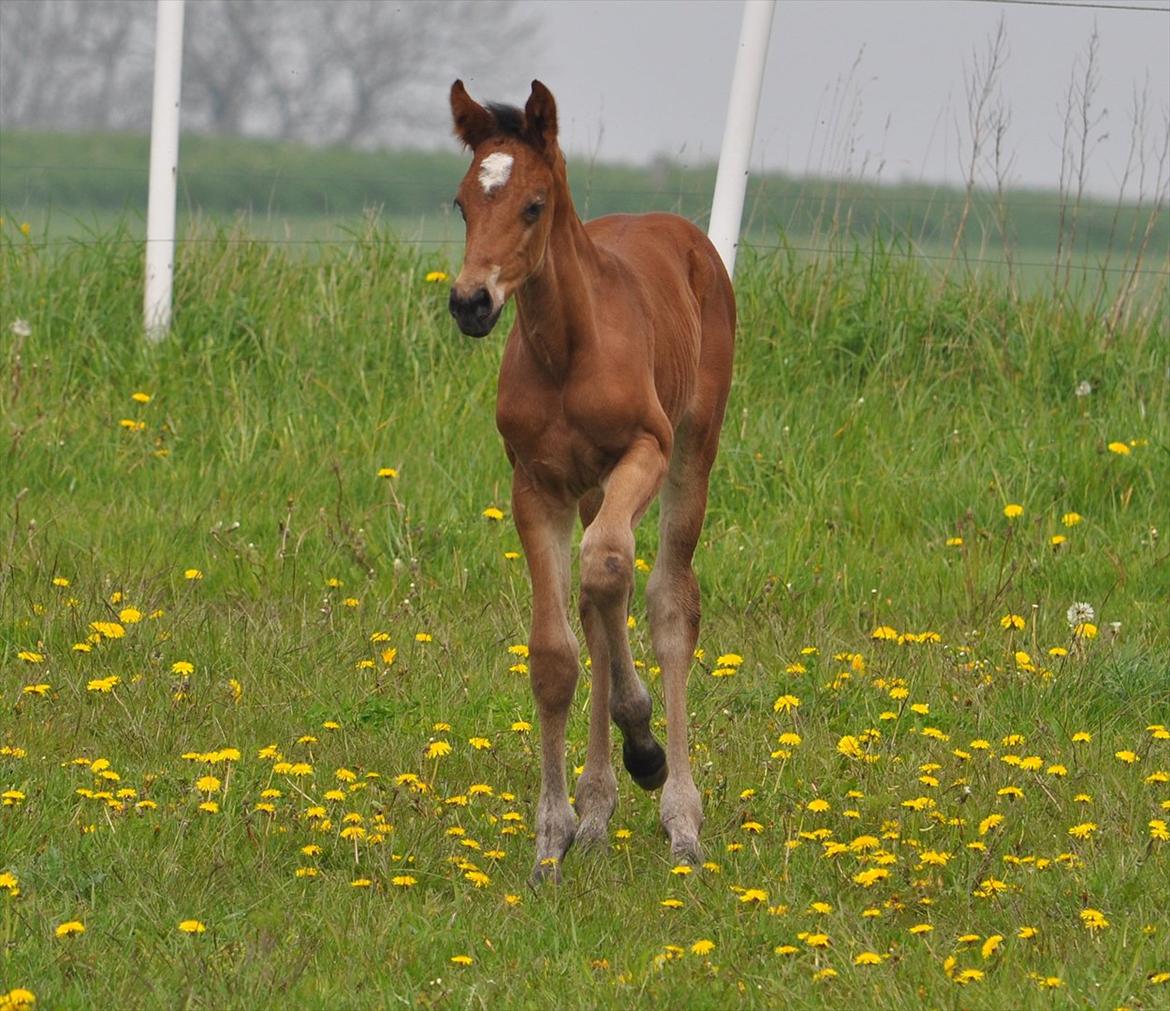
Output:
[[448, 79, 561, 338]]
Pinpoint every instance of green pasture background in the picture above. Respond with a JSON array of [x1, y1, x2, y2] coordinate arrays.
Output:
[[1, 130, 1169, 1009]]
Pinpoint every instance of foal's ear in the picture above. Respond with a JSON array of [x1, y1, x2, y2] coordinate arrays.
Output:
[[450, 80, 495, 149], [524, 80, 558, 157]]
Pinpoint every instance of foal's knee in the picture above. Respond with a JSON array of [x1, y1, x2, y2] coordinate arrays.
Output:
[[580, 527, 634, 607], [529, 630, 579, 714]]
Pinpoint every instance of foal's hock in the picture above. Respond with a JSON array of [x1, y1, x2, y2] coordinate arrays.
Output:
[[448, 79, 735, 883]]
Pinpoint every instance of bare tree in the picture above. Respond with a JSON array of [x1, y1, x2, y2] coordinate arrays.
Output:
[[0, 0, 152, 131], [181, 0, 288, 137], [1, 0, 537, 148], [274, 0, 537, 148]]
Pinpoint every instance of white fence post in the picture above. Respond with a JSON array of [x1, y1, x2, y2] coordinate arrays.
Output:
[[708, 0, 776, 278], [144, 0, 186, 342]]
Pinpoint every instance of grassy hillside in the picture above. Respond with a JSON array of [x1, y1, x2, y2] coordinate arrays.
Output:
[[1, 216, 1168, 1008], [3, 130, 1167, 281]]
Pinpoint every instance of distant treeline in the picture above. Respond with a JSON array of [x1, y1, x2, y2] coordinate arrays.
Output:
[[2, 130, 1166, 258]]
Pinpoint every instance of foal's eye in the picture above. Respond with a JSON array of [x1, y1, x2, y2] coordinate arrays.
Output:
[[522, 201, 544, 224]]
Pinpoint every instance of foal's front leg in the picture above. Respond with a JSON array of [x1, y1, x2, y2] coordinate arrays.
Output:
[[512, 473, 579, 884], [579, 436, 669, 792]]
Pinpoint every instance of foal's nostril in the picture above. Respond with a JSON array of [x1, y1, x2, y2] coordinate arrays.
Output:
[[449, 287, 494, 320], [469, 287, 493, 320]]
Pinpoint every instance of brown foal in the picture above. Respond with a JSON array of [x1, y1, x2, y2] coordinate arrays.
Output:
[[448, 80, 735, 882]]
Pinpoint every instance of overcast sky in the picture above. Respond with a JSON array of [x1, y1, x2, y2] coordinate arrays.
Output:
[[466, 0, 1170, 197]]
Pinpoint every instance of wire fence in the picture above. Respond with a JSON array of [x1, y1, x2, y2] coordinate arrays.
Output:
[[4, 141, 1168, 285]]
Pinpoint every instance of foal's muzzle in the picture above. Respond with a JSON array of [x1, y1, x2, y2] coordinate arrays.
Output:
[[448, 286, 501, 338]]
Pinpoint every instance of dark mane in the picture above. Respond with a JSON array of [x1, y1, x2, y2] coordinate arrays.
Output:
[[486, 102, 527, 140]]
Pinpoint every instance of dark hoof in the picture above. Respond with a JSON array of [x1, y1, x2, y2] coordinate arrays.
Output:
[[623, 737, 667, 791]]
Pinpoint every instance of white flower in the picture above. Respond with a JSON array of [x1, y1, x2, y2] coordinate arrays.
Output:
[[1075, 380, 1092, 397], [1066, 602, 1095, 627], [10, 318, 31, 338]]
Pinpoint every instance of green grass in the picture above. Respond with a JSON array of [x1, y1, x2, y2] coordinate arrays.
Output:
[[1, 215, 1168, 1009]]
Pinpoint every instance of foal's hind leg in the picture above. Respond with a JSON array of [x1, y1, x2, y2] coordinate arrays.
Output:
[[645, 428, 718, 864]]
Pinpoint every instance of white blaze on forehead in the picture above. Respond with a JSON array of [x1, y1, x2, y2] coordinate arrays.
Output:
[[478, 152, 514, 194]]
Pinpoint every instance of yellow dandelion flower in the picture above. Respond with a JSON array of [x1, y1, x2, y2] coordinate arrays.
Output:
[[482, 507, 504, 521], [772, 694, 800, 713], [1003, 503, 1023, 518], [660, 898, 684, 909], [177, 919, 206, 934], [89, 620, 125, 639], [86, 676, 120, 693], [981, 934, 1003, 959], [1, 988, 37, 1010], [852, 868, 889, 888], [450, 954, 474, 966], [184, 568, 203, 581], [854, 951, 883, 965], [774, 944, 799, 955], [1080, 908, 1109, 931], [836, 735, 863, 759], [54, 921, 85, 938], [1107, 441, 1131, 455]]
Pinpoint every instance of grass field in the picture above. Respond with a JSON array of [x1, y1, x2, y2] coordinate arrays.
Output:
[[1, 205, 1168, 1009]]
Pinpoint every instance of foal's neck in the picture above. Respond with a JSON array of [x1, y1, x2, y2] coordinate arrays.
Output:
[[515, 167, 598, 381]]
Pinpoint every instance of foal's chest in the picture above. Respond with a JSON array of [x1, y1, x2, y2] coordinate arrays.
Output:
[[495, 377, 623, 499]]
